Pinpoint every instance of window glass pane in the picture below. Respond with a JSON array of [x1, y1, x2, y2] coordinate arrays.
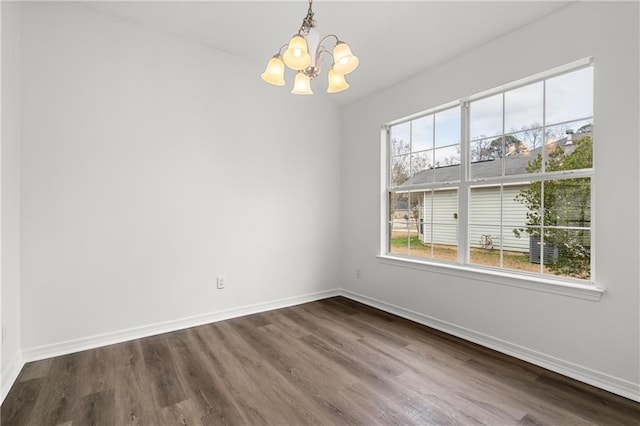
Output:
[[411, 151, 433, 184], [470, 137, 503, 179], [470, 185, 501, 267], [512, 125, 545, 152], [544, 119, 592, 145], [434, 146, 460, 168], [390, 154, 410, 187], [389, 192, 410, 255], [412, 223, 433, 258], [503, 183, 532, 228], [435, 106, 461, 148], [511, 181, 542, 230], [470, 137, 503, 162], [504, 226, 541, 274], [410, 191, 433, 259], [431, 226, 459, 261], [509, 182, 542, 274], [545, 67, 593, 126], [543, 178, 591, 228], [411, 115, 433, 152], [390, 122, 410, 155], [422, 189, 458, 261], [545, 121, 593, 172], [505, 132, 541, 176], [505, 81, 543, 133], [470, 93, 503, 141], [406, 192, 428, 258], [543, 228, 591, 280], [469, 225, 501, 266], [434, 145, 461, 184]]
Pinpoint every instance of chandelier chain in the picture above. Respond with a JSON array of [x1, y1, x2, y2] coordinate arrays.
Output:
[[301, 0, 316, 31]]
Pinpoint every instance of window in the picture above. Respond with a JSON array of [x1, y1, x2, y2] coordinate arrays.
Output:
[[384, 61, 594, 283]]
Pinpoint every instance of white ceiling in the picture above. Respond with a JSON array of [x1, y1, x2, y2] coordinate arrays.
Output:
[[82, 1, 570, 106]]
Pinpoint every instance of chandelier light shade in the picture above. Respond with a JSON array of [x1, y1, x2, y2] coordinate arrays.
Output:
[[261, 55, 286, 86], [292, 71, 314, 95], [282, 35, 311, 70], [261, 0, 359, 95], [327, 66, 349, 93], [332, 42, 359, 75]]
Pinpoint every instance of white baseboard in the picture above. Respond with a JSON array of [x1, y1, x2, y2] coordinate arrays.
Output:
[[1, 350, 24, 404], [22, 289, 340, 363], [341, 289, 640, 402]]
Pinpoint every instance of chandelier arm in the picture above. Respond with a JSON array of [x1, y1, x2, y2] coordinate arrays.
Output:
[[277, 44, 289, 56], [318, 34, 340, 48], [314, 47, 333, 68], [314, 34, 340, 65]]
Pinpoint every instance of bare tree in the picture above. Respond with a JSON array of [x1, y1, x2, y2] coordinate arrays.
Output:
[[471, 137, 502, 162], [520, 123, 543, 150]]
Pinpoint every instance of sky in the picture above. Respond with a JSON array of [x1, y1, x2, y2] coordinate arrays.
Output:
[[390, 66, 594, 164]]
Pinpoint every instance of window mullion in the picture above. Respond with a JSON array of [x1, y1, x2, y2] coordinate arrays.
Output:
[[381, 126, 391, 255], [459, 102, 470, 265]]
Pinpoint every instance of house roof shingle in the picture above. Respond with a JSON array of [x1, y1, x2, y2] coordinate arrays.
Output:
[[401, 138, 579, 186]]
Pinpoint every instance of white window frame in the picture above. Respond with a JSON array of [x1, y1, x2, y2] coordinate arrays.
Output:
[[379, 58, 604, 301]]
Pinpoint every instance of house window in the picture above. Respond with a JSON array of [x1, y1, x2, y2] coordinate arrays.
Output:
[[385, 61, 594, 282]]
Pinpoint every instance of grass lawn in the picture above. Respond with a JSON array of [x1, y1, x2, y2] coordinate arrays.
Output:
[[390, 235, 547, 274]]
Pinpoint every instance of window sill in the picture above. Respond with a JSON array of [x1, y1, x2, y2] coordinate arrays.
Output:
[[376, 255, 604, 301]]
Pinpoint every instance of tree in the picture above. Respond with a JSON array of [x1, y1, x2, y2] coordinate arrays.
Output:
[[389, 138, 429, 186], [390, 138, 411, 186], [470, 134, 530, 162], [504, 135, 526, 155], [520, 123, 543, 150], [471, 137, 503, 161], [512, 137, 592, 278], [389, 138, 426, 231]]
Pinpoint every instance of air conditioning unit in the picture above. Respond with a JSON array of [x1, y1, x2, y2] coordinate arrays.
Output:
[[529, 236, 558, 264]]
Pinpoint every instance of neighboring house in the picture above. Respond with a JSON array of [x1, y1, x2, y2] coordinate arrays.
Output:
[[391, 200, 412, 220], [398, 135, 586, 253]]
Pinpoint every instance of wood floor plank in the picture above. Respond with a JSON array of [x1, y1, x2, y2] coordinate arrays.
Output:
[[26, 352, 83, 425], [206, 321, 330, 425], [228, 315, 379, 425], [112, 341, 161, 425], [167, 328, 248, 424], [2, 297, 639, 425], [139, 336, 187, 409], [74, 345, 116, 398], [156, 399, 201, 426], [18, 359, 52, 383], [70, 390, 116, 426], [534, 371, 640, 425], [0, 378, 43, 425]]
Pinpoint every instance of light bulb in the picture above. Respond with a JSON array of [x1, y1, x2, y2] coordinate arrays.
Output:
[[282, 35, 311, 70]]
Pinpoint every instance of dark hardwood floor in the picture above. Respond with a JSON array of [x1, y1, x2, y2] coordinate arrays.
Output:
[[2, 297, 639, 425]]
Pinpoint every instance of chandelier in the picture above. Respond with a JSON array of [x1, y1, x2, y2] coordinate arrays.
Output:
[[261, 0, 359, 95]]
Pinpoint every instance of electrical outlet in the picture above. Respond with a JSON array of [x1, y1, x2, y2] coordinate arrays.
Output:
[[356, 268, 361, 278], [216, 276, 225, 289]]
